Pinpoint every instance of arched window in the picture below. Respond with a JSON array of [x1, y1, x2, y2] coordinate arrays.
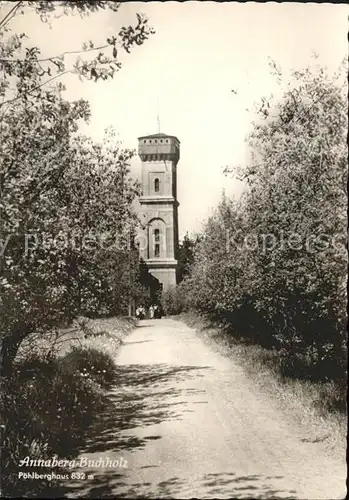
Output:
[[154, 229, 160, 257], [154, 178, 160, 192]]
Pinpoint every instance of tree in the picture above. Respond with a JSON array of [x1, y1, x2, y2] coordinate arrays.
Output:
[[184, 60, 347, 381], [0, 1, 154, 375], [177, 232, 198, 282], [0, 1, 154, 106], [241, 61, 347, 355], [0, 92, 141, 373]]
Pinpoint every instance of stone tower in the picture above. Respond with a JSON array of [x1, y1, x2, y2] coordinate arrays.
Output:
[[138, 132, 180, 292]]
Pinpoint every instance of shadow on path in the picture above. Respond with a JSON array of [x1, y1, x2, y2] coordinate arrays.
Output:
[[59, 362, 298, 499], [78, 363, 209, 454], [59, 363, 210, 498], [61, 470, 298, 499]]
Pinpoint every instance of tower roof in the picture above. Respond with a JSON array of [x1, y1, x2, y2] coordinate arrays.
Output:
[[138, 132, 180, 143]]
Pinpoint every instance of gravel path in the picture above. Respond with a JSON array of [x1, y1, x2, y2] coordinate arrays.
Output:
[[65, 318, 346, 499]]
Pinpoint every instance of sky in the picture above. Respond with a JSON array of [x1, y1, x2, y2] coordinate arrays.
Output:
[[5, 1, 348, 238]]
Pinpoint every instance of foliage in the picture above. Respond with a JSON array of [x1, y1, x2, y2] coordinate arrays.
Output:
[[0, 4, 152, 495], [1, 318, 130, 496], [162, 285, 186, 316], [0, 100, 140, 372], [0, 1, 154, 105], [182, 61, 347, 387], [1, 351, 107, 497], [177, 233, 198, 282], [61, 344, 117, 388], [0, 2, 153, 375]]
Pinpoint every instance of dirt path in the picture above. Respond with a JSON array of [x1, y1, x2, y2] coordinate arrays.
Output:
[[65, 318, 346, 499]]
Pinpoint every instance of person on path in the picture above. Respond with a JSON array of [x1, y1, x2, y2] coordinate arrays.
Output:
[[149, 305, 154, 319]]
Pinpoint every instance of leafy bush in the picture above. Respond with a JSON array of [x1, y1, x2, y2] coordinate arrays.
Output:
[[317, 380, 347, 414], [1, 353, 107, 498], [162, 286, 186, 315], [181, 62, 347, 404], [61, 345, 117, 388]]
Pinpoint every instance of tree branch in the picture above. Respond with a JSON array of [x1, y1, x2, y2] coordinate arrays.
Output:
[[39, 43, 110, 62], [0, 1, 23, 29], [0, 43, 110, 65], [0, 68, 72, 107]]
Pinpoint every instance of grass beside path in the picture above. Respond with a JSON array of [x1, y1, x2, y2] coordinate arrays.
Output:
[[2, 316, 137, 499], [176, 311, 347, 460], [16, 316, 137, 361]]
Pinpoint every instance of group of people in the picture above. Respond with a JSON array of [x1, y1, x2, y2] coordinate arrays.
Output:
[[136, 304, 163, 320], [149, 304, 163, 319], [135, 306, 146, 320]]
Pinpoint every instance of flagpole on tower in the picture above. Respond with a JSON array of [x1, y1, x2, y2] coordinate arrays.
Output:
[[156, 95, 160, 133]]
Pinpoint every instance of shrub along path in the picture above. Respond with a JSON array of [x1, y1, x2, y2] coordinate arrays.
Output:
[[63, 318, 346, 499]]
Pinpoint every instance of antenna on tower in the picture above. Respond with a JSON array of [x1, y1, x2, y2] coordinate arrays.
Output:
[[156, 95, 160, 134]]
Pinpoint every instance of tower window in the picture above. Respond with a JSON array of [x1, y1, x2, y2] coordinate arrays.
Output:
[[155, 139, 157, 143], [144, 139, 146, 143], [154, 229, 160, 257], [154, 178, 160, 192], [149, 140, 152, 143]]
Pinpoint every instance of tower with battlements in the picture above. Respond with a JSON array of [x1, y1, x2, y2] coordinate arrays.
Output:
[[138, 132, 180, 292]]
